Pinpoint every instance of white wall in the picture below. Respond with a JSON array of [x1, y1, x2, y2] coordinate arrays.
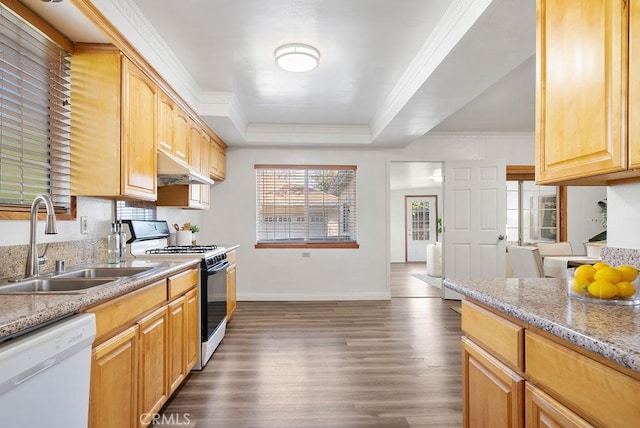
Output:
[[566, 186, 607, 254], [197, 147, 390, 301], [390, 186, 443, 263], [607, 182, 640, 249]]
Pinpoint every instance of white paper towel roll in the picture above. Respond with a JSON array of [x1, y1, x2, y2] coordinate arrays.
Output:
[[426, 243, 442, 277]]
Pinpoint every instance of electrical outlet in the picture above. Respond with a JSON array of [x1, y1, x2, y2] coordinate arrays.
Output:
[[80, 216, 88, 234], [302, 252, 311, 258]]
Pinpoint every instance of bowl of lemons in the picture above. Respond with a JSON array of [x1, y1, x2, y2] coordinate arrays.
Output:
[[567, 262, 640, 305]]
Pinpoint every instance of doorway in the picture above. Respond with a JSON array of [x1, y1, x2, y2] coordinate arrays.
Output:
[[405, 195, 438, 262]]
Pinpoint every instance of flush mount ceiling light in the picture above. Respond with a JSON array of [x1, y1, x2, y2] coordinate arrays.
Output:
[[274, 43, 320, 72]]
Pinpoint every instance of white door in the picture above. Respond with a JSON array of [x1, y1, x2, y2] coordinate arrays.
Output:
[[443, 159, 507, 299], [406, 196, 437, 262]]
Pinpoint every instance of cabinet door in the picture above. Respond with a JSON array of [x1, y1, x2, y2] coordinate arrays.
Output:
[[629, 0, 640, 169], [227, 263, 237, 320], [168, 296, 186, 393], [185, 287, 199, 371], [188, 123, 202, 171], [536, 0, 628, 184], [122, 58, 158, 200], [174, 108, 190, 162], [525, 383, 594, 428], [462, 337, 524, 428], [90, 325, 138, 428], [200, 133, 211, 175], [138, 306, 168, 423], [158, 92, 175, 154]]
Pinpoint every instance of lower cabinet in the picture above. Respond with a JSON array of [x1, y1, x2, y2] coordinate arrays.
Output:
[[138, 306, 169, 420], [462, 299, 640, 428], [226, 249, 237, 320], [185, 288, 199, 369], [462, 337, 524, 428], [86, 267, 199, 428], [168, 295, 186, 393], [89, 326, 138, 428], [525, 383, 593, 428]]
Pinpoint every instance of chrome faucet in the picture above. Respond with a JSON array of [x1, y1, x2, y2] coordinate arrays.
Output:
[[25, 194, 58, 277]]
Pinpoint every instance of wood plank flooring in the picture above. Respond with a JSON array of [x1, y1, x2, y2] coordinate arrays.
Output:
[[161, 264, 463, 427]]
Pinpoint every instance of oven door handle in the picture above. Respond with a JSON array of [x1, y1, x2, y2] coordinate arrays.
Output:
[[207, 260, 229, 275]]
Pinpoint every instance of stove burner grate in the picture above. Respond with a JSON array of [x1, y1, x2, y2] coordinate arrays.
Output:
[[145, 244, 218, 255]]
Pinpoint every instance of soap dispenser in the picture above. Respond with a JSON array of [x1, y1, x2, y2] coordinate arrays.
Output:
[[107, 222, 120, 264]]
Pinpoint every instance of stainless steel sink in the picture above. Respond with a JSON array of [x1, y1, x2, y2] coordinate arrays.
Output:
[[0, 277, 118, 294], [55, 267, 153, 278]]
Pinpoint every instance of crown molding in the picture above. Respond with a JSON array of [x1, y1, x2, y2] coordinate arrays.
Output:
[[369, 0, 493, 141]]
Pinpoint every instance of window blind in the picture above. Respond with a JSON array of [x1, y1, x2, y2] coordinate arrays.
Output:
[[0, 4, 71, 212], [256, 165, 358, 245]]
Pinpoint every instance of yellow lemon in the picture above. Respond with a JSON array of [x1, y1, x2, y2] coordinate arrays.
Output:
[[574, 264, 596, 282], [616, 281, 637, 298], [617, 265, 639, 282], [571, 278, 589, 294], [593, 267, 622, 284], [592, 262, 611, 271], [587, 281, 619, 299]]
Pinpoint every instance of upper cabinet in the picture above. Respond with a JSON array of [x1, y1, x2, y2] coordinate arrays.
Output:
[[71, 45, 157, 200], [536, 0, 640, 185], [158, 93, 189, 163], [209, 138, 226, 181]]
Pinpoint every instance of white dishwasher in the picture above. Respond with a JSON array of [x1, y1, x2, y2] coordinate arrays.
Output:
[[0, 313, 96, 428]]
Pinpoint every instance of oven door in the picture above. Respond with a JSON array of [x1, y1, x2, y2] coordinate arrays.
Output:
[[201, 260, 229, 342]]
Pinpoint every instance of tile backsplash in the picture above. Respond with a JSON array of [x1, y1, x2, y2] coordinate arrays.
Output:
[[0, 239, 107, 279]]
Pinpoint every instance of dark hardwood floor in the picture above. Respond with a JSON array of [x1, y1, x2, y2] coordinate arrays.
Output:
[[162, 264, 463, 427]]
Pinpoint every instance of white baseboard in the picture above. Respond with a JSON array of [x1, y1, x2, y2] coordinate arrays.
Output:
[[237, 291, 391, 301]]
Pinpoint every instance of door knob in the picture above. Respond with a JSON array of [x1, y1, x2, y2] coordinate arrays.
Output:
[[498, 234, 505, 241]]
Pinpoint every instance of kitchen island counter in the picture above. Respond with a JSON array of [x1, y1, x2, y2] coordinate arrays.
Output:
[[0, 258, 201, 341], [444, 277, 640, 373]]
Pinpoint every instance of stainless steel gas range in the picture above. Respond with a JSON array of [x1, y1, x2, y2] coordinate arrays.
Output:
[[123, 220, 228, 370]]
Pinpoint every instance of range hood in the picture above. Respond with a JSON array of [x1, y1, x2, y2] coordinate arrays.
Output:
[[157, 149, 214, 186]]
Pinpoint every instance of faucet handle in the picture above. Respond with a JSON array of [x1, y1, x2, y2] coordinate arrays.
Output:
[[38, 255, 47, 265]]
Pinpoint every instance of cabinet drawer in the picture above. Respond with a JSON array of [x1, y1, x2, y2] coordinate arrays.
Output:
[[87, 279, 167, 342], [168, 268, 198, 300], [525, 331, 640, 427], [226, 250, 236, 264], [462, 300, 524, 371]]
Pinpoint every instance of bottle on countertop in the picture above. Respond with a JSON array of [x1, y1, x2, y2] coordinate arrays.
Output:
[[118, 221, 127, 262], [107, 222, 120, 264]]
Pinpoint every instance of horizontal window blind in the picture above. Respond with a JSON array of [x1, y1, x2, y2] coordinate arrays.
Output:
[[0, 4, 71, 212], [256, 165, 357, 244]]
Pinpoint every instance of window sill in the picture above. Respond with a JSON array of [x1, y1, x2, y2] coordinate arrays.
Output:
[[255, 242, 359, 249]]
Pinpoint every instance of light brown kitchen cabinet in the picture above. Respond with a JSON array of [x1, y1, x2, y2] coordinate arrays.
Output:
[[89, 325, 138, 428], [157, 183, 210, 210], [226, 249, 237, 320], [85, 267, 199, 428], [168, 295, 186, 393], [462, 299, 640, 427], [462, 337, 524, 428], [536, 0, 640, 185], [210, 140, 226, 180], [70, 45, 157, 200], [185, 287, 199, 370], [137, 306, 168, 422], [628, 0, 640, 170], [525, 383, 593, 428], [158, 92, 190, 163]]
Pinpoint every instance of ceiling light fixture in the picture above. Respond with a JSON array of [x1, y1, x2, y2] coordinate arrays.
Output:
[[274, 43, 320, 73]]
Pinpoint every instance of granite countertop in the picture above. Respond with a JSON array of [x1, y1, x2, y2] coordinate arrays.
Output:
[[444, 277, 640, 373], [0, 258, 201, 342]]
